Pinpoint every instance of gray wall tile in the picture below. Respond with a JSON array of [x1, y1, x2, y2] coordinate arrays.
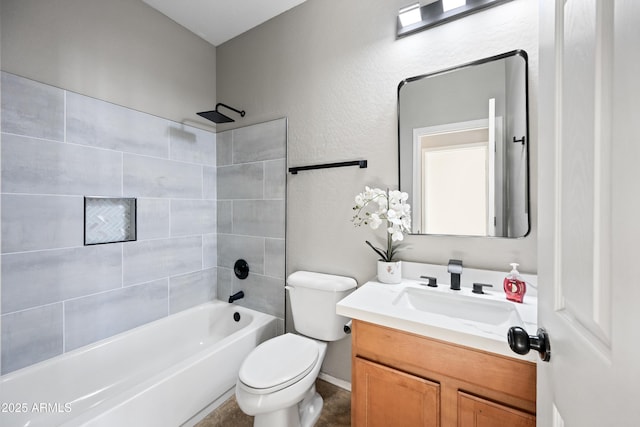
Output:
[[64, 279, 168, 351], [231, 274, 284, 318], [217, 268, 232, 304], [217, 234, 264, 275], [1, 304, 63, 374], [169, 268, 217, 314], [203, 166, 216, 200], [233, 200, 285, 238], [123, 154, 202, 199], [136, 198, 170, 240], [1, 134, 122, 196], [264, 159, 286, 200], [66, 91, 169, 158], [217, 200, 232, 233], [203, 234, 217, 269], [2, 244, 122, 314], [170, 199, 216, 236], [1, 72, 64, 141], [123, 236, 202, 285], [1, 195, 84, 253], [217, 163, 264, 200], [169, 124, 216, 165], [216, 130, 232, 166], [232, 118, 286, 163], [265, 238, 286, 279]]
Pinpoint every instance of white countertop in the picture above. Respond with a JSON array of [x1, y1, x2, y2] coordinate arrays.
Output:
[[337, 263, 538, 362]]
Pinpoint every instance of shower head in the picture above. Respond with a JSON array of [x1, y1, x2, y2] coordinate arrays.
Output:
[[197, 103, 245, 124]]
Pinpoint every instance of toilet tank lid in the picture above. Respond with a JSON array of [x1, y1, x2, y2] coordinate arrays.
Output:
[[287, 271, 357, 292]]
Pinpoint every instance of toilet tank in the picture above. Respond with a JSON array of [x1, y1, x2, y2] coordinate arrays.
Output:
[[286, 271, 356, 341]]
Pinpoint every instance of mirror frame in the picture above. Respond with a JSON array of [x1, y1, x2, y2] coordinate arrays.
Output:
[[398, 50, 530, 238]]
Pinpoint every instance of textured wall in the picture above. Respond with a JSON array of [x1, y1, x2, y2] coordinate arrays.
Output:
[[216, 118, 287, 328], [0, 0, 216, 129], [0, 72, 217, 374], [216, 0, 538, 381]]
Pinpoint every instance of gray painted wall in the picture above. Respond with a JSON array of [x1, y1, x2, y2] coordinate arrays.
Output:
[[216, 0, 538, 381], [0, 0, 216, 128]]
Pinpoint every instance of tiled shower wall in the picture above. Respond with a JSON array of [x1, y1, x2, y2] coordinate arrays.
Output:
[[216, 119, 286, 324], [0, 72, 218, 374]]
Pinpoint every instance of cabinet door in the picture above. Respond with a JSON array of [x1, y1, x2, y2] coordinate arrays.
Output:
[[353, 357, 440, 427], [458, 392, 535, 427]]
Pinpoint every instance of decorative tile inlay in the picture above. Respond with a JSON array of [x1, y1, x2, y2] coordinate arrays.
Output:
[[85, 197, 137, 245]]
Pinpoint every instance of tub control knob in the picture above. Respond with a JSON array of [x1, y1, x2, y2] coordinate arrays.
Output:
[[234, 259, 249, 279]]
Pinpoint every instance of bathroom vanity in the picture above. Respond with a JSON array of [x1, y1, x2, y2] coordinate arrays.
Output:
[[351, 320, 535, 427], [337, 262, 538, 427]]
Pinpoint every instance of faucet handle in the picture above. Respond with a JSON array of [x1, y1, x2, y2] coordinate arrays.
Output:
[[472, 283, 493, 294], [419, 276, 437, 287]]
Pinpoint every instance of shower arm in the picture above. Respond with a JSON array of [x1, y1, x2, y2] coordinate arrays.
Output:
[[216, 103, 245, 118]]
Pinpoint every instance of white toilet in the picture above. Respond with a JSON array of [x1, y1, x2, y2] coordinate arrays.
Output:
[[235, 271, 356, 427]]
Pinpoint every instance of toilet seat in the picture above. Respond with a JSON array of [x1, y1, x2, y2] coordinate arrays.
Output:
[[238, 333, 319, 395]]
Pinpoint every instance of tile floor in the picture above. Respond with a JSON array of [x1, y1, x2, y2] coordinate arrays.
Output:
[[196, 379, 351, 426]]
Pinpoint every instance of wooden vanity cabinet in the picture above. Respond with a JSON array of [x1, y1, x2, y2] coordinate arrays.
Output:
[[351, 320, 536, 427]]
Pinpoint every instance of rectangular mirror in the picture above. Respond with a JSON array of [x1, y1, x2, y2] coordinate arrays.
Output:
[[398, 50, 530, 238]]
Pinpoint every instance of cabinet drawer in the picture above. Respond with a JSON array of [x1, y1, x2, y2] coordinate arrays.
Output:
[[352, 320, 536, 405], [458, 391, 535, 427]]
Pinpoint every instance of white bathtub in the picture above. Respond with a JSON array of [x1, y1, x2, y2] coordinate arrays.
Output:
[[0, 301, 278, 427]]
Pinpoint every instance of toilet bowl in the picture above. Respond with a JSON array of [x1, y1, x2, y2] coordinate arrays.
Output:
[[235, 271, 356, 427], [235, 334, 327, 427]]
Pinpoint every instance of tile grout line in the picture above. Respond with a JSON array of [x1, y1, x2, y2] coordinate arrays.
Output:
[[1, 234, 205, 257], [0, 131, 216, 168], [167, 277, 171, 316], [63, 90, 67, 143], [121, 242, 125, 289], [62, 300, 66, 353], [121, 152, 124, 197]]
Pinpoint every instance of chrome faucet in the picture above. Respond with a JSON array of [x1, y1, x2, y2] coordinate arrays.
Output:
[[448, 259, 463, 291], [228, 290, 245, 303]]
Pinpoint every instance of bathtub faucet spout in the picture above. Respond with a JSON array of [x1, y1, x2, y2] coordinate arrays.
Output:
[[228, 291, 245, 303]]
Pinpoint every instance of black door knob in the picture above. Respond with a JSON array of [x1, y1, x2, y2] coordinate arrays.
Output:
[[507, 326, 551, 362]]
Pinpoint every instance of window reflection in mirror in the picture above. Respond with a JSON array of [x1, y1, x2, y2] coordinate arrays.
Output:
[[398, 50, 529, 238]]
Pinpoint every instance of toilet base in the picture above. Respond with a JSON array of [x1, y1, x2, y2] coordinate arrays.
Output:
[[299, 384, 323, 427], [254, 406, 300, 427], [253, 385, 323, 427]]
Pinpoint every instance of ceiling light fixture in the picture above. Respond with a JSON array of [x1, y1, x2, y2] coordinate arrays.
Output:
[[442, 0, 467, 12], [399, 3, 422, 28], [397, 0, 514, 39]]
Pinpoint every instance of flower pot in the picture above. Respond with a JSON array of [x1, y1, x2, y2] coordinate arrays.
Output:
[[377, 260, 402, 284]]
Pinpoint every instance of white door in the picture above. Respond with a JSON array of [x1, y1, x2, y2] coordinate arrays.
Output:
[[537, 1, 640, 425]]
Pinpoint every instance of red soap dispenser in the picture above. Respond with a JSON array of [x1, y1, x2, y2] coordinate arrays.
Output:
[[503, 263, 526, 303]]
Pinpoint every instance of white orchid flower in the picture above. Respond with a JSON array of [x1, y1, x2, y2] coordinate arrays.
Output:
[[369, 213, 382, 229], [351, 186, 412, 261], [391, 229, 404, 241]]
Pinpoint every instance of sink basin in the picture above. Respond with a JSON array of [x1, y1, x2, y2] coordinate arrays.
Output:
[[392, 287, 523, 336]]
